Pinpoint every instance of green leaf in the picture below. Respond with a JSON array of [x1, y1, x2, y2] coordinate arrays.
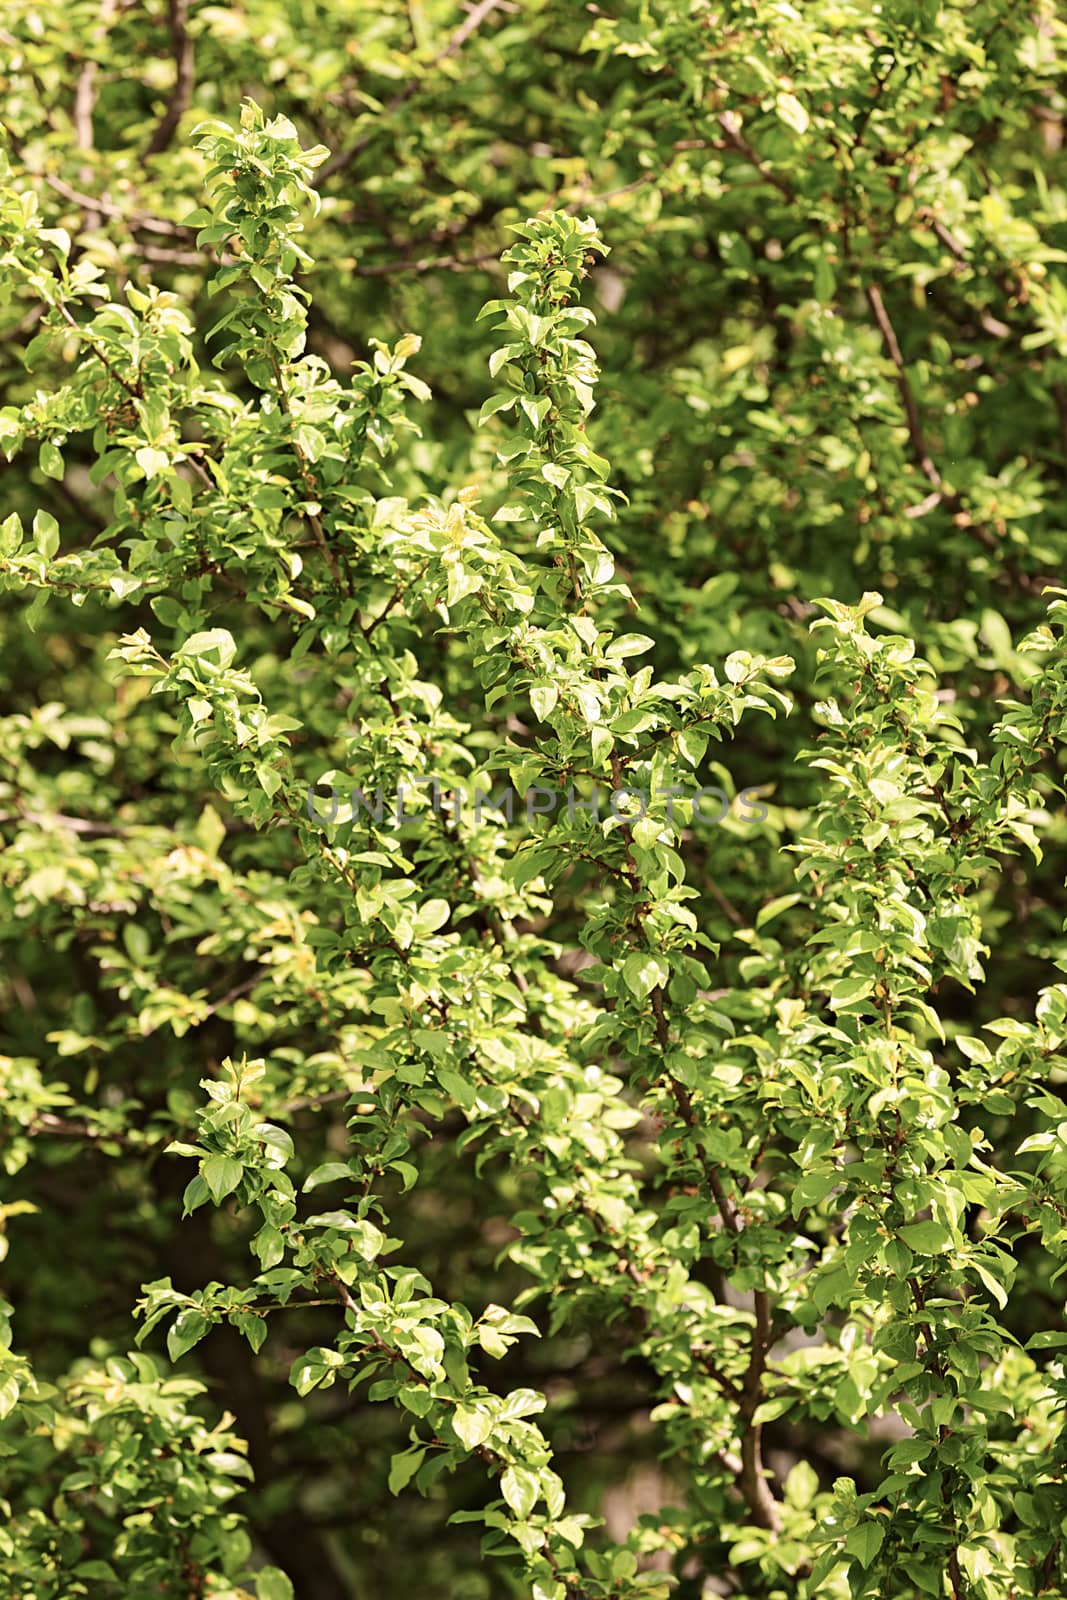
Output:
[[813, 254, 835, 303], [399, 1384, 434, 1417], [302, 1162, 354, 1192], [181, 1174, 210, 1216], [622, 953, 669, 1000], [0, 1374, 19, 1419], [791, 1169, 839, 1218], [202, 1154, 244, 1204], [477, 393, 516, 426], [135, 446, 170, 479], [181, 629, 237, 666], [0, 512, 21, 555], [415, 898, 451, 935], [168, 1309, 210, 1362], [898, 1221, 953, 1255], [501, 1463, 540, 1518], [39, 440, 64, 479], [388, 1445, 427, 1494], [827, 976, 874, 1010], [530, 683, 558, 721], [234, 1311, 268, 1353], [32, 509, 59, 560], [776, 91, 809, 134], [606, 633, 655, 660], [677, 727, 708, 767], [258, 1569, 295, 1600], [452, 1403, 493, 1450], [783, 1460, 819, 1510], [845, 1520, 885, 1568]]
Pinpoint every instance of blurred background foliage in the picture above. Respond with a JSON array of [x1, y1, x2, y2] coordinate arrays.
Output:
[[1, 3, 1067, 1596]]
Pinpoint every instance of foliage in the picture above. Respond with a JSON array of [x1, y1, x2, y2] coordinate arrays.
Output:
[[1, 5, 1067, 1599]]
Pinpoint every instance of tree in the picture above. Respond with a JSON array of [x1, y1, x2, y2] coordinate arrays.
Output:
[[1, 5, 1067, 1598]]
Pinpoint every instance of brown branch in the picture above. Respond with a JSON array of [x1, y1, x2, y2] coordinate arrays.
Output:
[[352, 249, 500, 277], [864, 283, 941, 490], [141, 243, 219, 267], [70, 0, 128, 226], [0, 808, 134, 836], [0, 112, 192, 240], [564, 172, 657, 217], [737, 1285, 780, 1533], [39, 171, 194, 237], [566, 138, 719, 216], [704, 872, 745, 927], [716, 111, 795, 201], [199, 972, 262, 1020], [866, 280, 1043, 589], [206, 561, 316, 619], [267, 352, 342, 585], [923, 211, 969, 270], [364, 574, 422, 636], [73, 59, 97, 154], [279, 1088, 354, 1115], [30, 1113, 138, 1147], [52, 295, 143, 398], [71, 53, 101, 232], [918, 205, 1018, 331], [144, 0, 195, 159], [668, 1068, 782, 1534], [1053, 384, 1067, 467]]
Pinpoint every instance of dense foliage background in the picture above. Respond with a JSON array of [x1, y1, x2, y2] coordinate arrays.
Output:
[[2, 3, 1067, 1597]]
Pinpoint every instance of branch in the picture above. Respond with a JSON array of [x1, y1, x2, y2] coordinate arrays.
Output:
[[0, 115, 195, 240], [199, 971, 262, 1020], [143, 0, 195, 160], [864, 283, 941, 490], [279, 1088, 354, 1115], [40, 171, 194, 237], [30, 1113, 138, 1147], [866, 280, 1043, 590], [667, 1065, 782, 1534], [141, 243, 219, 267], [52, 295, 143, 398], [352, 248, 500, 277], [73, 58, 97, 154], [703, 871, 745, 928], [0, 809, 132, 836], [716, 111, 795, 201], [267, 352, 342, 585], [70, 0, 126, 225], [738, 1288, 780, 1534]]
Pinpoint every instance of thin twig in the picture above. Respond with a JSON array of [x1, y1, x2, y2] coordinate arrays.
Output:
[[280, 1089, 354, 1114], [704, 873, 745, 927], [866, 280, 1041, 589], [267, 352, 342, 585], [667, 1064, 782, 1534], [864, 283, 941, 489], [52, 295, 143, 398], [352, 249, 499, 277], [716, 111, 795, 201]]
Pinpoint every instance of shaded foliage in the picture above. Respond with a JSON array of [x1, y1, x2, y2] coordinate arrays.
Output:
[[2, 6, 1067, 1599]]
